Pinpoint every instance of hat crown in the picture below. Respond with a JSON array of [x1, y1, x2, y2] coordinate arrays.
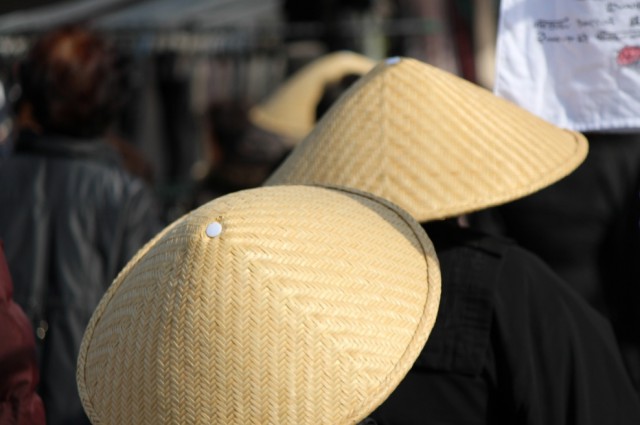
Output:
[[77, 185, 440, 425], [265, 57, 588, 221]]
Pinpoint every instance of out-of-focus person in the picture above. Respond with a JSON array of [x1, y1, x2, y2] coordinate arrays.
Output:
[[0, 240, 46, 425], [0, 80, 14, 158], [0, 25, 162, 425], [187, 51, 375, 210]]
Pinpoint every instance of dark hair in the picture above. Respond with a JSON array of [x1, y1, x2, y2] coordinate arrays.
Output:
[[18, 25, 126, 138], [205, 100, 252, 155], [315, 73, 363, 121], [205, 100, 290, 164]]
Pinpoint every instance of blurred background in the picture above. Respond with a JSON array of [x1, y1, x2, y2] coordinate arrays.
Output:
[[0, 0, 500, 217]]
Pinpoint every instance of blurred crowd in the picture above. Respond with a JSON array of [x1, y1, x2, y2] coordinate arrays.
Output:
[[1, 1, 640, 425]]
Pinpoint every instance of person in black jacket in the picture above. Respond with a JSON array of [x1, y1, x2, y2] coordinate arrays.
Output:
[[367, 219, 637, 424], [0, 25, 163, 425], [265, 57, 640, 424], [468, 133, 640, 395]]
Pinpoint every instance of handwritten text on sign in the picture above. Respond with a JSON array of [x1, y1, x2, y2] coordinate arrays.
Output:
[[534, 2, 640, 65], [495, 0, 640, 131]]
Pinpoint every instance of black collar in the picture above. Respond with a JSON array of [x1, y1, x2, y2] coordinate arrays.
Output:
[[13, 131, 121, 166]]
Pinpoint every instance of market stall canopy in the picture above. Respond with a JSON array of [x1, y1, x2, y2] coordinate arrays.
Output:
[[0, 0, 281, 34], [0, 0, 283, 56]]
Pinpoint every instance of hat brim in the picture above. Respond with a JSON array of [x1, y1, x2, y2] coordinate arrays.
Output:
[[77, 184, 441, 424], [265, 57, 588, 221]]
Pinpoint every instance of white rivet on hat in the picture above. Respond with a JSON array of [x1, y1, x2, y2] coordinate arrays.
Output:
[[205, 222, 223, 238], [385, 56, 401, 65]]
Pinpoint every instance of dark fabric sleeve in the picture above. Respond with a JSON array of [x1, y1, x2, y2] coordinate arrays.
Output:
[[365, 230, 504, 425], [364, 231, 640, 425], [365, 368, 494, 425], [102, 177, 165, 287], [119, 180, 164, 269], [492, 246, 640, 425], [469, 134, 640, 393]]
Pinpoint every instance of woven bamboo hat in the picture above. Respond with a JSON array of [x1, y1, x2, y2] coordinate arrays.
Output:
[[265, 57, 589, 221], [76, 185, 440, 425], [249, 51, 377, 145]]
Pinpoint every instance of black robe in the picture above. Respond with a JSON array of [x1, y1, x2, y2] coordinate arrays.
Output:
[[468, 132, 640, 392], [364, 222, 640, 425]]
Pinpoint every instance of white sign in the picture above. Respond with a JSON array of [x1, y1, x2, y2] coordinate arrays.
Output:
[[495, 0, 640, 131]]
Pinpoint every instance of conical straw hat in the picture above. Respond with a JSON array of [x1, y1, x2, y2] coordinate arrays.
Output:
[[265, 57, 589, 221], [76, 184, 440, 425], [249, 51, 377, 145]]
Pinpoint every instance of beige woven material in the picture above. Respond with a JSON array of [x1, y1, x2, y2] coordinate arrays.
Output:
[[77, 185, 441, 425], [265, 57, 589, 221], [249, 51, 377, 145]]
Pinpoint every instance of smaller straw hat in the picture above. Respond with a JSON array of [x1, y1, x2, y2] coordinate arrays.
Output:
[[76, 185, 440, 425], [249, 51, 377, 145], [265, 57, 589, 222]]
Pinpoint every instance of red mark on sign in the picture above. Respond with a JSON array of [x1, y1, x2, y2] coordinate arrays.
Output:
[[617, 46, 640, 65]]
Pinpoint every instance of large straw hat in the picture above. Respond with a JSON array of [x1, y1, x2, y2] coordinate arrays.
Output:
[[249, 51, 377, 145], [265, 57, 589, 222], [76, 185, 440, 425]]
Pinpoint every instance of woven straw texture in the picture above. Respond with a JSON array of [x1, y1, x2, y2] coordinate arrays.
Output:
[[265, 57, 589, 221], [77, 185, 440, 425], [249, 51, 376, 145]]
